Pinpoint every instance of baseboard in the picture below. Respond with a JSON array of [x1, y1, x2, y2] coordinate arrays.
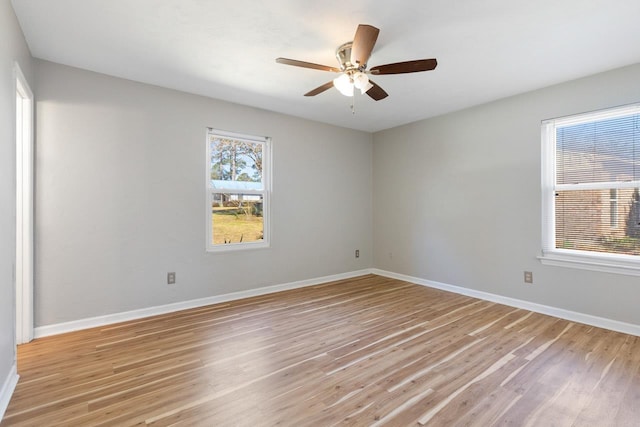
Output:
[[371, 268, 640, 337], [34, 269, 374, 338], [0, 364, 19, 421]]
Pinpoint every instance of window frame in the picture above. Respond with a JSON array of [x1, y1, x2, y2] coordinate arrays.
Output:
[[205, 128, 271, 253], [540, 103, 640, 276]]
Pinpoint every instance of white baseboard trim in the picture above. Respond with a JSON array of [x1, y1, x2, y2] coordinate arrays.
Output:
[[0, 364, 19, 421], [34, 269, 374, 339], [371, 268, 640, 337]]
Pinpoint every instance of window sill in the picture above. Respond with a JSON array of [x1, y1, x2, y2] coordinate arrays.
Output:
[[207, 241, 269, 253], [538, 251, 640, 276]]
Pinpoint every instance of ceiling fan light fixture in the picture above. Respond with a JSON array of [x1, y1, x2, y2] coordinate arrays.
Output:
[[333, 73, 354, 97], [353, 71, 373, 94]]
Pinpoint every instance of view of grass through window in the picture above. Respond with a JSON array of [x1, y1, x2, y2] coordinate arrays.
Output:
[[211, 194, 264, 244]]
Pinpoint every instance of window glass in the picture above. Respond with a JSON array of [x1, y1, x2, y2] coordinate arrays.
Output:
[[211, 194, 264, 245]]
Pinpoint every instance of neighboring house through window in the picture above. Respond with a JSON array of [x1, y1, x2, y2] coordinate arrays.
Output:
[[206, 128, 271, 252], [540, 103, 640, 275]]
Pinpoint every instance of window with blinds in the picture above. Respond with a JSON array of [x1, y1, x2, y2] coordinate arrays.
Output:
[[541, 103, 640, 271]]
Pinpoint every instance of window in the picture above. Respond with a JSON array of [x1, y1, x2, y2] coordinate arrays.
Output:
[[610, 189, 618, 228], [540, 103, 640, 275], [206, 129, 271, 252]]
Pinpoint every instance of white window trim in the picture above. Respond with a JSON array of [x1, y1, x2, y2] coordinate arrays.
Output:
[[539, 103, 640, 276], [205, 128, 271, 253]]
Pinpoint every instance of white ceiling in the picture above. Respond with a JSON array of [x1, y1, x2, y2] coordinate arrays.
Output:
[[11, 0, 640, 132]]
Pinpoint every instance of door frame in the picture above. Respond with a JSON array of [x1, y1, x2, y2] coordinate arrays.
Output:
[[15, 62, 34, 345]]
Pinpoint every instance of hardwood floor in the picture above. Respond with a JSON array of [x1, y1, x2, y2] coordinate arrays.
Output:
[[3, 274, 640, 426]]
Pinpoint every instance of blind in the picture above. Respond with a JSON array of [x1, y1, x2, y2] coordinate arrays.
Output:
[[556, 114, 640, 185], [551, 108, 640, 256]]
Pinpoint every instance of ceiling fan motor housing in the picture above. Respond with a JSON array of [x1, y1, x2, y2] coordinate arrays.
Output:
[[336, 42, 366, 73]]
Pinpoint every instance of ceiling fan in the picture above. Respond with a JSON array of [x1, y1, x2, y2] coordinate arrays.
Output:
[[276, 24, 437, 101]]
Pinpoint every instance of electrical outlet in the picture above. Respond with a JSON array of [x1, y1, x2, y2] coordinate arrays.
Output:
[[355, 249, 360, 258], [524, 271, 533, 284], [167, 272, 176, 284]]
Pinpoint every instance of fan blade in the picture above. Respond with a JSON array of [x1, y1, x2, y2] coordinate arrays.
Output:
[[304, 81, 335, 97], [276, 58, 340, 73], [366, 80, 388, 101], [350, 24, 379, 67], [370, 59, 438, 75]]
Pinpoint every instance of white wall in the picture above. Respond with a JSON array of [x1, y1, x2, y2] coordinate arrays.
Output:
[[34, 60, 372, 326], [0, 0, 32, 412], [373, 63, 640, 326]]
